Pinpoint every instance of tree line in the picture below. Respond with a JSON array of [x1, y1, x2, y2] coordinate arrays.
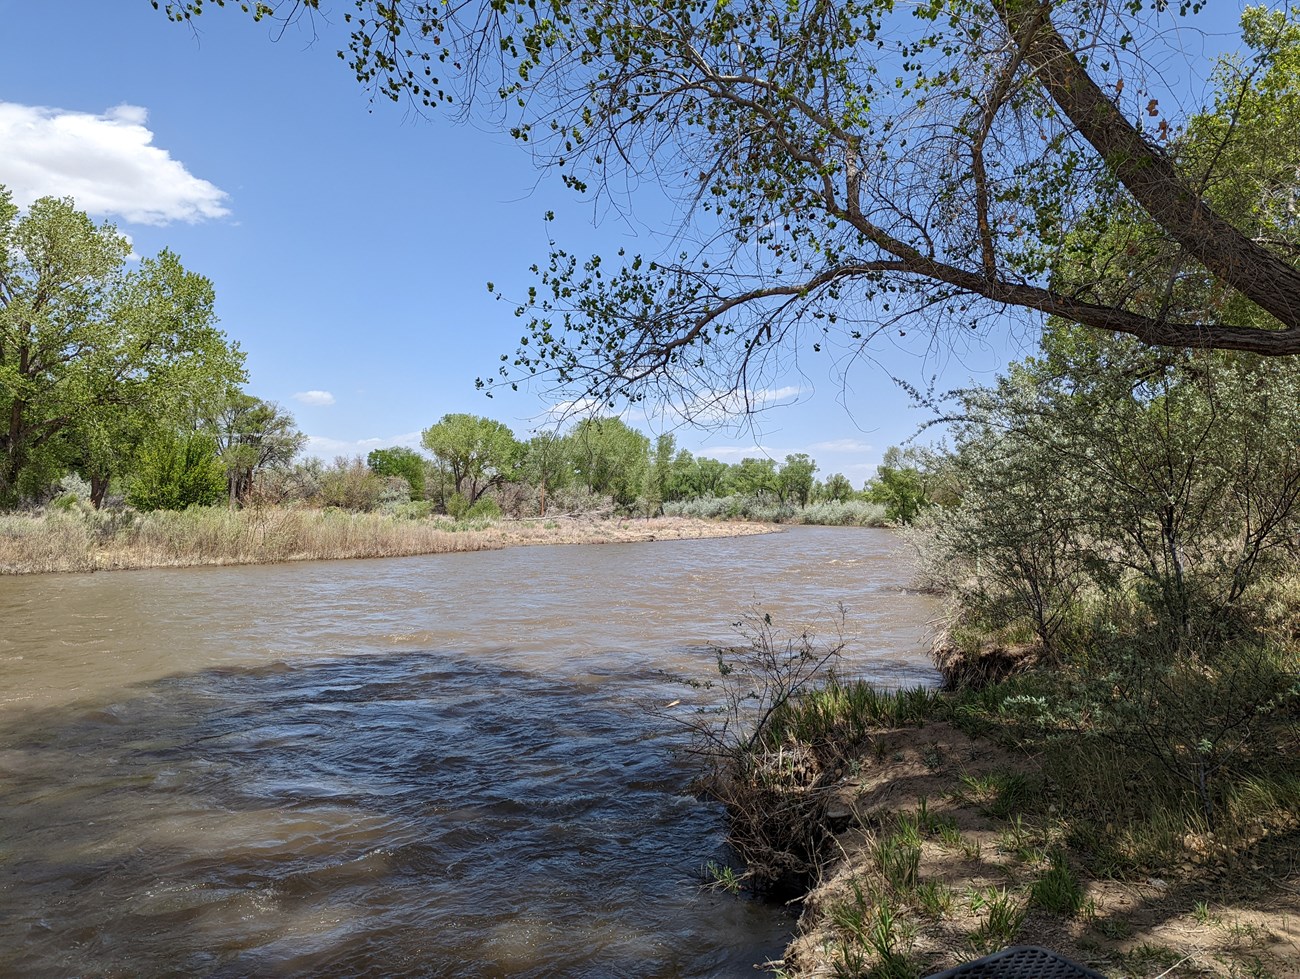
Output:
[[265, 412, 920, 523]]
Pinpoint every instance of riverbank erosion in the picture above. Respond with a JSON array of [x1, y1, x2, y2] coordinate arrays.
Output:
[[0, 507, 775, 574], [695, 664, 1299, 977]]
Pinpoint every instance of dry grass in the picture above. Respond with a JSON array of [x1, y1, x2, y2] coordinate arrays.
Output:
[[0, 508, 776, 575]]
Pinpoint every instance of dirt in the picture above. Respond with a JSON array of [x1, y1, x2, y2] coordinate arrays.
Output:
[[779, 722, 1300, 978]]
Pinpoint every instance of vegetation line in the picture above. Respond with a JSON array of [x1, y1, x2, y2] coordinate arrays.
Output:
[[0, 509, 774, 576]]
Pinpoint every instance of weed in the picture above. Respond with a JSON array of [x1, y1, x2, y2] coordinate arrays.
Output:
[[968, 887, 1027, 955], [703, 860, 741, 895], [874, 832, 922, 892], [916, 880, 956, 919], [937, 821, 964, 850], [995, 815, 1034, 854], [866, 896, 920, 979], [1029, 851, 1085, 917]]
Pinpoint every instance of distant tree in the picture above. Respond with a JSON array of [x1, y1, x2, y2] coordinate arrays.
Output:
[[421, 413, 520, 504], [518, 431, 573, 516], [0, 188, 244, 506], [367, 446, 426, 501], [777, 453, 817, 507], [695, 457, 732, 497], [569, 417, 649, 508], [822, 472, 854, 503], [731, 457, 779, 499], [320, 455, 384, 510], [212, 393, 305, 507], [866, 447, 934, 525]]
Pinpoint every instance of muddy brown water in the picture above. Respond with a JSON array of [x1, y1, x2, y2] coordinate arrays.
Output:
[[0, 526, 937, 977]]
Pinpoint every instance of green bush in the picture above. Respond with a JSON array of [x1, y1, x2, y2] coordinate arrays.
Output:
[[466, 496, 502, 520], [127, 431, 226, 511]]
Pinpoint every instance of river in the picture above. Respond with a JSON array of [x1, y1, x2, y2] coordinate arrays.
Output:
[[0, 526, 937, 977]]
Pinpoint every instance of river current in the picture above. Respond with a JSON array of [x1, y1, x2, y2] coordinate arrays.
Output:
[[0, 526, 937, 977]]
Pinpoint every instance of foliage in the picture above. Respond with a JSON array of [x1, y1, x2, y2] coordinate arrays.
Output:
[[927, 328, 1300, 652], [367, 446, 426, 500], [421, 413, 520, 504], [318, 455, 384, 511], [864, 448, 937, 526], [777, 453, 817, 507], [567, 416, 648, 508], [126, 430, 227, 511], [0, 188, 245, 506], [211, 393, 305, 506]]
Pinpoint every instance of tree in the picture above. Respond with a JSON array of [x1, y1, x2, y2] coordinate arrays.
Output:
[[166, 2, 1300, 417], [777, 453, 817, 507], [212, 393, 305, 506], [866, 447, 934, 525], [730, 457, 779, 499], [0, 189, 244, 505], [420, 413, 520, 504], [568, 416, 649, 508], [367, 446, 427, 500], [931, 323, 1300, 646], [821, 473, 854, 503], [517, 431, 574, 516]]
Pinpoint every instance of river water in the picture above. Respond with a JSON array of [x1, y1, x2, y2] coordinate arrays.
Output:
[[0, 526, 937, 977]]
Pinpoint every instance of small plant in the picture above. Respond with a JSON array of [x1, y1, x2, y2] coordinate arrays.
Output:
[[969, 887, 1027, 955], [894, 811, 924, 849], [867, 895, 920, 979], [874, 832, 922, 892], [1029, 851, 1085, 917], [937, 820, 964, 850], [995, 815, 1034, 855], [830, 878, 873, 943], [703, 860, 741, 895], [916, 880, 956, 919]]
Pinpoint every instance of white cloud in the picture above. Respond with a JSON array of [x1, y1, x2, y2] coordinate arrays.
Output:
[[0, 102, 229, 225], [293, 390, 336, 406], [809, 438, 874, 453], [303, 432, 422, 459]]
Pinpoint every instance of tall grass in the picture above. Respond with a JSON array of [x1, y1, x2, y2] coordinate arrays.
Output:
[[0, 506, 499, 573]]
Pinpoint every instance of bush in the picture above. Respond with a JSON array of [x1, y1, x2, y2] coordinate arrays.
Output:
[[317, 456, 383, 511], [127, 431, 226, 511], [797, 500, 889, 527], [465, 496, 501, 520]]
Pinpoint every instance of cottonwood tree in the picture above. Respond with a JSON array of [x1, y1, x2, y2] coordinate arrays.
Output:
[[421, 412, 520, 504], [0, 188, 245, 506], [163, 2, 1300, 414], [212, 393, 305, 506]]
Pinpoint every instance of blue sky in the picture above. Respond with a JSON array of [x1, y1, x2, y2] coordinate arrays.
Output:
[[0, 1, 1264, 485]]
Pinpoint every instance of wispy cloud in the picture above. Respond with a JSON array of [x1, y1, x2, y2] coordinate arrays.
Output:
[[809, 438, 874, 453], [678, 386, 802, 425], [699, 444, 774, 459], [303, 431, 422, 459], [0, 102, 229, 225], [293, 390, 336, 407]]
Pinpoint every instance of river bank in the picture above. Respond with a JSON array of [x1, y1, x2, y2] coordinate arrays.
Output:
[[710, 674, 1300, 979], [0, 507, 775, 575]]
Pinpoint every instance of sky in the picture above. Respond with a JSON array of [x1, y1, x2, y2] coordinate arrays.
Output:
[[0, 1, 1266, 486]]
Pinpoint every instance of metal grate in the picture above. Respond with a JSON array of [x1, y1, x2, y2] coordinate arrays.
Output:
[[924, 945, 1107, 979]]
